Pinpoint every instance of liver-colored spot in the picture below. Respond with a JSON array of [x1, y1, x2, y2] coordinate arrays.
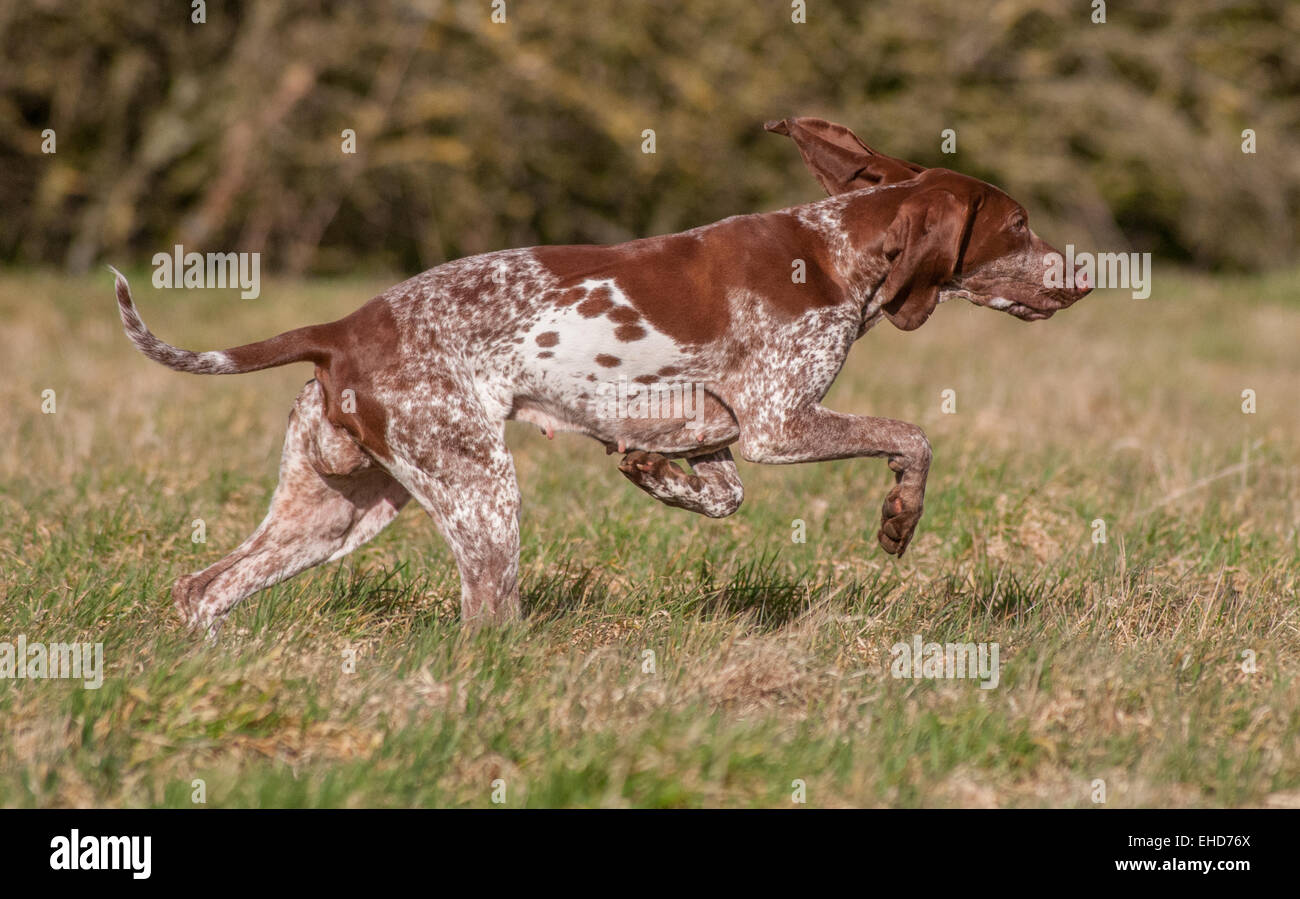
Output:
[[537, 351, 554, 359], [555, 288, 585, 306], [533, 243, 729, 343], [608, 306, 641, 325], [658, 366, 682, 377], [615, 324, 647, 342], [577, 293, 614, 318], [533, 219, 847, 345], [594, 354, 621, 368], [536, 331, 560, 347], [633, 374, 659, 384], [586, 374, 598, 382]]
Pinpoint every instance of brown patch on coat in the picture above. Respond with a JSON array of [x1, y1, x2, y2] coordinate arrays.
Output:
[[607, 306, 641, 325], [614, 324, 647, 342], [594, 354, 621, 368], [310, 298, 402, 461], [577, 294, 614, 318], [535, 331, 560, 347], [533, 216, 848, 345]]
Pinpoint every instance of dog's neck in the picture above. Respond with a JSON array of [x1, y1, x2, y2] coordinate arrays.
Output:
[[784, 182, 917, 326]]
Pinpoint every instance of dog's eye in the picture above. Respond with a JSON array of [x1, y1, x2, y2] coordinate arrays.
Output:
[[1011, 216, 1027, 232]]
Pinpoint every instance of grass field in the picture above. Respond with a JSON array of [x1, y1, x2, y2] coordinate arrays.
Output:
[[1, 266, 1297, 808]]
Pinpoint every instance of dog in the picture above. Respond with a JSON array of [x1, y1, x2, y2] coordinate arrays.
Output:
[[111, 116, 1091, 634]]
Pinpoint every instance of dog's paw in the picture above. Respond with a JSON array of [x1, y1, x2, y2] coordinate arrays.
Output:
[[171, 575, 202, 627], [618, 451, 701, 490], [877, 484, 924, 556], [172, 574, 221, 633]]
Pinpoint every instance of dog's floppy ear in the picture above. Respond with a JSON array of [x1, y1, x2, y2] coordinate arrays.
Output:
[[764, 117, 925, 195], [877, 189, 974, 331]]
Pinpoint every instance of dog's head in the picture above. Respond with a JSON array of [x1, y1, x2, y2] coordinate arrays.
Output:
[[766, 117, 1091, 331]]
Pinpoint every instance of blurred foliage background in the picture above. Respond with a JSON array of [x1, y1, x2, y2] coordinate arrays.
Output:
[[2, 0, 1296, 277]]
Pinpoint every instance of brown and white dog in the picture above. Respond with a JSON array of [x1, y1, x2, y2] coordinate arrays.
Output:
[[112, 117, 1091, 634]]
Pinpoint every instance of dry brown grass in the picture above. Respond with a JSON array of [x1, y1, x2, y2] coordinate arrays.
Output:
[[0, 266, 1297, 807]]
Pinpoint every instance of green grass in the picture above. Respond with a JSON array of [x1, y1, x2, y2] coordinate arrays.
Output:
[[0, 266, 1297, 807]]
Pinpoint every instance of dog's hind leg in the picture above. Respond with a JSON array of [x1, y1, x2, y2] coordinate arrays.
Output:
[[377, 372, 522, 626], [172, 379, 409, 636], [392, 453, 522, 626], [617, 447, 745, 518]]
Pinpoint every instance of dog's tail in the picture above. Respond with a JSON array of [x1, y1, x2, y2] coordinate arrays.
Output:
[[110, 267, 333, 375]]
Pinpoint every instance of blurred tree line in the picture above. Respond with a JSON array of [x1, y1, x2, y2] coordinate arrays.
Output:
[[2, 0, 1296, 276]]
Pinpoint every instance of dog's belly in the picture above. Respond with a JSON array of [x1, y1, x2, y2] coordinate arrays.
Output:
[[496, 276, 741, 455], [509, 386, 739, 457]]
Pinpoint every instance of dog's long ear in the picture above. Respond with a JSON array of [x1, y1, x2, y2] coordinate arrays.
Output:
[[877, 189, 974, 331], [764, 117, 925, 195]]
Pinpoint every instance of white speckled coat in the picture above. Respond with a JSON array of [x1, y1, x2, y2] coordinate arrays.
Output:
[[112, 117, 1089, 634]]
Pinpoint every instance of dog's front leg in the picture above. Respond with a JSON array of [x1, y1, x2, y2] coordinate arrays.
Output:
[[735, 405, 931, 555], [617, 447, 745, 518]]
